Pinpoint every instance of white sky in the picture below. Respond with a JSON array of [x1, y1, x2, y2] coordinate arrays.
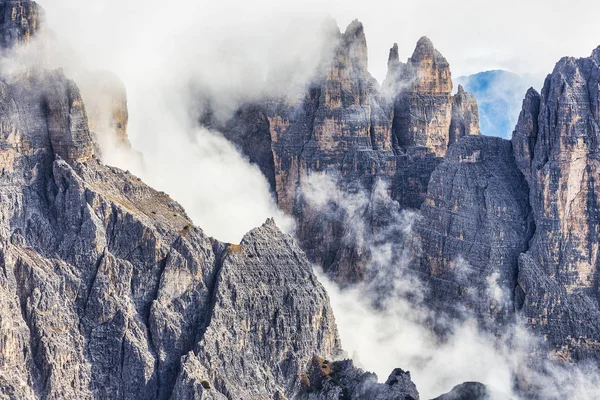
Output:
[[41, 0, 600, 84], [36, 0, 600, 241]]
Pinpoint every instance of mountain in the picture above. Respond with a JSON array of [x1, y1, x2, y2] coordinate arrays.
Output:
[[512, 46, 600, 362], [206, 23, 481, 285], [0, 1, 423, 399], [207, 10, 600, 394], [3, 0, 600, 398], [456, 70, 533, 138]]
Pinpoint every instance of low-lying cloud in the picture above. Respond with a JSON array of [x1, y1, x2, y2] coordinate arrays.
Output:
[[303, 173, 600, 399], [33, 0, 341, 242], [13, 0, 600, 397]]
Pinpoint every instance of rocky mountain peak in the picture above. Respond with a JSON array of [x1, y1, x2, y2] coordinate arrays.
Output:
[[383, 36, 470, 157], [44, 71, 97, 162], [388, 42, 400, 66], [511, 87, 540, 184], [511, 44, 600, 361], [411, 36, 436, 60], [343, 19, 368, 71], [343, 19, 365, 39], [408, 36, 452, 94], [410, 36, 448, 69], [450, 82, 481, 142]]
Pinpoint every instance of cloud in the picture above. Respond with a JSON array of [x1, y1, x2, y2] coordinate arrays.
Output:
[[32, 0, 600, 242], [35, 0, 344, 242], [304, 173, 600, 399], [17, 1, 600, 396]]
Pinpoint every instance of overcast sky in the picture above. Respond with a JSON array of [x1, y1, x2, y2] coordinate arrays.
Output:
[[36, 0, 600, 241], [42, 0, 600, 85]]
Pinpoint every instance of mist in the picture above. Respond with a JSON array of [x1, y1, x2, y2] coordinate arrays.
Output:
[[37, 0, 345, 242], [25, 0, 600, 397], [36, 0, 600, 243], [303, 173, 600, 399]]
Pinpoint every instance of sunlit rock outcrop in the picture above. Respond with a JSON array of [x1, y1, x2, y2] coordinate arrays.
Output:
[[512, 45, 600, 361]]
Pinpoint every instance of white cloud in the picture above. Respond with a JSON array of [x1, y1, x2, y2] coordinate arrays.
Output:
[[307, 174, 600, 399], [23, 2, 600, 396]]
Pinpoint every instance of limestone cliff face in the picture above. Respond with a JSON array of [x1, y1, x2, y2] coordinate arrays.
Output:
[[512, 46, 600, 361], [449, 85, 481, 144], [415, 135, 532, 329], [260, 21, 399, 283], [0, 0, 40, 49], [412, 45, 600, 365], [214, 26, 479, 283], [175, 220, 342, 399], [266, 20, 394, 217], [510, 87, 540, 185], [0, 5, 422, 398], [0, 68, 348, 399], [384, 38, 481, 157], [385, 37, 454, 156]]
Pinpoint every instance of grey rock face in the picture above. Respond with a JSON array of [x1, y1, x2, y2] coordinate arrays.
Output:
[[0, 0, 40, 49], [210, 25, 479, 285], [384, 37, 454, 157], [510, 88, 540, 185], [433, 382, 511, 400], [175, 219, 342, 399], [297, 357, 419, 400], [413, 44, 600, 368], [414, 135, 532, 330], [449, 85, 481, 145], [511, 45, 600, 362], [0, 68, 346, 399]]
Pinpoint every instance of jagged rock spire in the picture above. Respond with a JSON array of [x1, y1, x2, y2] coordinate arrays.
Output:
[[511, 87, 540, 184], [343, 19, 368, 71], [384, 36, 457, 156], [450, 84, 481, 144], [409, 36, 452, 94], [387, 42, 401, 75], [410, 36, 437, 62]]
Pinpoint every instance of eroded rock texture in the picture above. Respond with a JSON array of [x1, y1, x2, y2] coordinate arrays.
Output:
[[0, 0, 40, 49], [0, 67, 349, 399], [297, 357, 419, 400], [211, 23, 480, 283], [384, 37, 454, 157], [512, 46, 600, 361], [415, 135, 532, 330], [413, 45, 600, 366], [0, 4, 422, 398], [449, 85, 481, 145]]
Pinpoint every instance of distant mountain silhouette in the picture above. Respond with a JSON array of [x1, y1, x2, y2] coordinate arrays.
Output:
[[456, 70, 537, 138]]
